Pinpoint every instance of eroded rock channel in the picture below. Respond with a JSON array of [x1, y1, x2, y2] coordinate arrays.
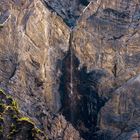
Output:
[[59, 47, 107, 140]]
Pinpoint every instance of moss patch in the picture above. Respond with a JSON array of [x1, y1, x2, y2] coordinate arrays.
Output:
[[0, 89, 48, 140]]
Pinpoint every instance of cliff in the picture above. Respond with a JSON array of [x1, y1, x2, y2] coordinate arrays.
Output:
[[0, 0, 140, 140], [0, 89, 47, 140]]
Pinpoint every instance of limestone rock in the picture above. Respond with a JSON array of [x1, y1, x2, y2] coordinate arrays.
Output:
[[0, 90, 47, 140], [98, 74, 140, 139], [73, 0, 140, 86], [0, 0, 140, 140]]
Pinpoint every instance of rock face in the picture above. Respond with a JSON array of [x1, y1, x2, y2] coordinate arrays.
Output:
[[98, 75, 140, 140], [0, 90, 47, 140], [0, 0, 140, 140], [44, 0, 90, 27]]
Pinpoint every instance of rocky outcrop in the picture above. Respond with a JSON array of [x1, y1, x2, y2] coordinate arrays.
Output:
[[71, 0, 140, 139], [44, 0, 90, 27], [0, 0, 83, 139], [0, 0, 140, 140], [73, 0, 140, 85], [98, 74, 140, 140], [0, 0, 70, 112], [0, 90, 47, 140]]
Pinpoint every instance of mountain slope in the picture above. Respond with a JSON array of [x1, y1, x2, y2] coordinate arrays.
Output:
[[0, 0, 140, 140]]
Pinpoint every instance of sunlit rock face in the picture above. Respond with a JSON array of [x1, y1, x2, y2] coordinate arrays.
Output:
[[74, 0, 140, 86], [0, 0, 77, 139], [0, 0, 70, 112], [0, 0, 140, 140]]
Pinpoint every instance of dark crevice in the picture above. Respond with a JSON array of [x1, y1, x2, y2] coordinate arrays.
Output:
[[43, 0, 56, 11], [43, 0, 90, 28], [112, 63, 117, 78], [43, 0, 75, 28], [103, 8, 130, 19], [8, 59, 19, 81], [59, 45, 108, 139], [9, 65, 17, 80], [80, 0, 90, 6]]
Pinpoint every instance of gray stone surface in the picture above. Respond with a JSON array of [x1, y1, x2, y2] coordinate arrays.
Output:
[[0, 0, 140, 140]]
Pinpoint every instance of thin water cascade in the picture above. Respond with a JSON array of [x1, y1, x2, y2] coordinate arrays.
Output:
[[70, 48, 73, 96], [69, 31, 74, 96], [69, 31, 75, 125]]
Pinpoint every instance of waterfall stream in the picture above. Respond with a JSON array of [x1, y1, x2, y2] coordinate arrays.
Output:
[[70, 46, 73, 96]]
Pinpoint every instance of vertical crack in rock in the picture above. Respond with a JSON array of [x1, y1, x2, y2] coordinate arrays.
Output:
[[59, 31, 108, 140], [43, 0, 91, 28]]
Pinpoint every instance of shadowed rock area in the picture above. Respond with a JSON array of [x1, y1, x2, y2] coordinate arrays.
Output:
[[59, 49, 108, 139]]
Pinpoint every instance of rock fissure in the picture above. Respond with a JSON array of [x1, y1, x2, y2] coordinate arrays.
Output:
[[59, 31, 108, 139]]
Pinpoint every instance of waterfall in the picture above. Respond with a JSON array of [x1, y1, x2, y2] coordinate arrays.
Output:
[[69, 30, 75, 124], [69, 30, 74, 96], [70, 47, 73, 95]]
